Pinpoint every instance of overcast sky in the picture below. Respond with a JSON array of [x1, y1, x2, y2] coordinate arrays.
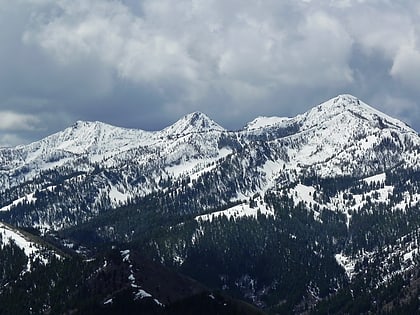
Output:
[[1, 0, 420, 146]]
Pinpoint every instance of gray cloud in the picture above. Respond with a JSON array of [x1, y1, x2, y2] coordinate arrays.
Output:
[[1, 0, 420, 146]]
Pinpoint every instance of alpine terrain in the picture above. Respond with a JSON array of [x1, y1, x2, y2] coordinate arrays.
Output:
[[1, 94, 420, 314]]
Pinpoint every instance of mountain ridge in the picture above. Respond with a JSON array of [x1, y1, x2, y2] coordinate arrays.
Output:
[[1, 94, 419, 228], [5, 94, 415, 156], [1, 94, 420, 313]]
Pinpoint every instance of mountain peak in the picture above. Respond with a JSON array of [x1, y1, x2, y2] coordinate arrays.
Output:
[[41, 119, 149, 156], [316, 94, 361, 112], [185, 111, 211, 123], [71, 120, 113, 130], [162, 111, 225, 136], [333, 94, 361, 105]]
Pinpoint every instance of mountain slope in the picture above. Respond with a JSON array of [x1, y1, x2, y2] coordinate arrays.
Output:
[[247, 94, 418, 179], [0, 241, 266, 315], [1, 94, 419, 230], [1, 94, 420, 313]]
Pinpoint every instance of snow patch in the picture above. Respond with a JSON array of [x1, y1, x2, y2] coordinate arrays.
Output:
[[335, 253, 356, 280], [103, 298, 113, 305], [109, 185, 130, 204], [245, 116, 292, 130], [195, 199, 274, 223], [121, 249, 130, 262], [166, 147, 231, 178], [135, 289, 152, 299], [363, 173, 386, 185], [0, 185, 57, 212], [120, 249, 164, 306], [0, 222, 57, 271], [0, 193, 37, 212]]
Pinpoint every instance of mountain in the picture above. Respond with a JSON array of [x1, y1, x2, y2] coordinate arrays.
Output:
[[1, 94, 418, 230], [0, 110, 230, 229], [1, 94, 420, 313]]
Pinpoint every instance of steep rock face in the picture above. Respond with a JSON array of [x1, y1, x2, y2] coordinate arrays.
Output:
[[0, 95, 419, 230]]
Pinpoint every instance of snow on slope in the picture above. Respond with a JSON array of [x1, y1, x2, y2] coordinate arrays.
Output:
[[0, 222, 58, 271], [31, 120, 154, 160], [299, 94, 413, 132], [0, 121, 153, 190], [120, 250, 163, 306], [166, 147, 232, 178], [284, 170, 419, 232], [363, 173, 386, 185], [0, 192, 37, 212], [245, 116, 293, 130], [336, 228, 420, 284], [275, 95, 420, 178], [239, 94, 420, 195], [285, 173, 395, 227], [335, 253, 357, 280], [258, 160, 286, 192], [0, 112, 226, 192], [0, 185, 56, 212], [195, 197, 274, 223], [1, 94, 417, 186], [0, 113, 222, 175]]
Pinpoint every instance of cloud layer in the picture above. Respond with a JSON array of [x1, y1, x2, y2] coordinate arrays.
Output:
[[1, 0, 420, 145]]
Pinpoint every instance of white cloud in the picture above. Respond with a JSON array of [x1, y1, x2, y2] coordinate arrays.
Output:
[[0, 111, 40, 131], [390, 45, 420, 89]]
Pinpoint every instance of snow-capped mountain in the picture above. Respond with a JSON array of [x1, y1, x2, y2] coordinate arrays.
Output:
[[0, 94, 419, 230], [161, 111, 226, 136], [0, 111, 226, 189]]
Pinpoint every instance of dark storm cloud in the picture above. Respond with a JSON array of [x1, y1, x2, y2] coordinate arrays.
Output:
[[1, 0, 420, 146]]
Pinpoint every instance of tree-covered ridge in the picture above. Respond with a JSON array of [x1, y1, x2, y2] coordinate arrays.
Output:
[[0, 238, 265, 315], [51, 166, 420, 313]]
